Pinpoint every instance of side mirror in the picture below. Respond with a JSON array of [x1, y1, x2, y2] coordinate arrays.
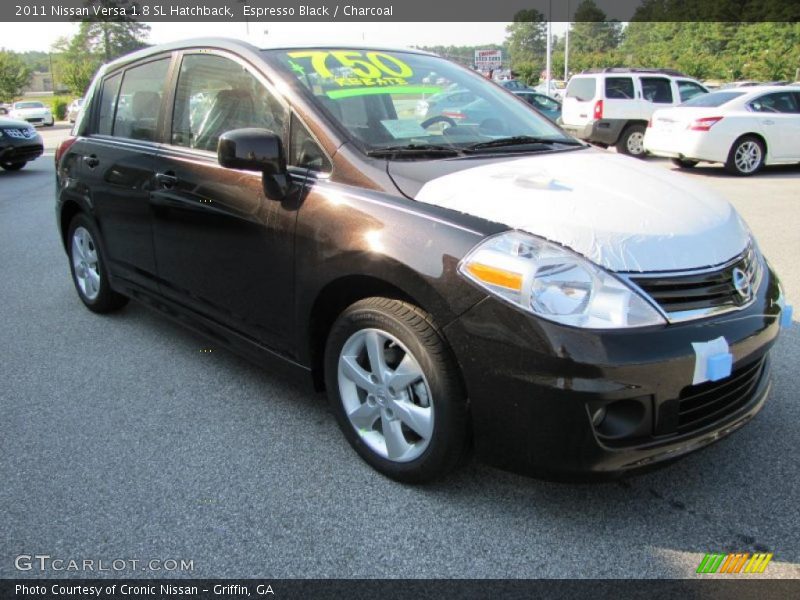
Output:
[[218, 128, 290, 198]]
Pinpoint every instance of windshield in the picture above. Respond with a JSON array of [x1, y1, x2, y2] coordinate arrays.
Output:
[[14, 102, 44, 109], [681, 91, 745, 107], [263, 48, 576, 154]]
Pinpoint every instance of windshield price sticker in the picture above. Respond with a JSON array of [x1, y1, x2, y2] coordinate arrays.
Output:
[[288, 50, 415, 88]]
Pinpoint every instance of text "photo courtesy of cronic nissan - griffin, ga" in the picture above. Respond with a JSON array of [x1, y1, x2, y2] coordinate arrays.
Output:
[[55, 39, 792, 483]]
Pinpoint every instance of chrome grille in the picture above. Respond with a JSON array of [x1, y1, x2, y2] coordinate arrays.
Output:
[[630, 245, 761, 322], [2, 127, 36, 140]]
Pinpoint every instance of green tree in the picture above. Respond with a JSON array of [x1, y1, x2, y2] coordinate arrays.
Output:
[[505, 10, 547, 73], [569, 1, 622, 55], [0, 50, 32, 103], [51, 35, 102, 96]]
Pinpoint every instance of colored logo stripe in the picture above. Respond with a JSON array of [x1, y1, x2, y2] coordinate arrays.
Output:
[[697, 553, 773, 574]]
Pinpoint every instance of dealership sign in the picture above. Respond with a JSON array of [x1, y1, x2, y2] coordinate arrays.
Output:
[[474, 49, 502, 69]]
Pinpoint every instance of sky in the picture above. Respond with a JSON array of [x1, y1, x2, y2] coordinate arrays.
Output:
[[0, 21, 569, 52]]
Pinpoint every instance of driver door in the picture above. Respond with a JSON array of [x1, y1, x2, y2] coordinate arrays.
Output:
[[149, 50, 297, 355]]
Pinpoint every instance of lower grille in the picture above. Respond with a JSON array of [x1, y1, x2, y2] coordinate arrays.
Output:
[[5, 144, 43, 162], [676, 356, 766, 434]]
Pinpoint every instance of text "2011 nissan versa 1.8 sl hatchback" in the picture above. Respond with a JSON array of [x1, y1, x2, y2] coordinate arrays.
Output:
[[56, 39, 792, 483]]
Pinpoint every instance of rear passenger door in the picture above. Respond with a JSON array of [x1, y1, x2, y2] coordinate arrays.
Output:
[[76, 55, 173, 293], [747, 91, 800, 160], [602, 76, 636, 120], [149, 50, 298, 354], [639, 76, 674, 119]]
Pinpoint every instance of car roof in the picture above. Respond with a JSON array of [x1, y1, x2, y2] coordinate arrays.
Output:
[[101, 37, 437, 73]]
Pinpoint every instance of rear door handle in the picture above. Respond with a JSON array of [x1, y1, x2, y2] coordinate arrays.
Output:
[[83, 154, 99, 168], [154, 171, 178, 189]]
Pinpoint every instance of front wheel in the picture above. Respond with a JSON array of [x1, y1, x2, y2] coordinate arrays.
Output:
[[726, 136, 765, 176], [616, 124, 647, 157], [325, 298, 468, 483], [67, 214, 128, 313], [1, 161, 26, 171]]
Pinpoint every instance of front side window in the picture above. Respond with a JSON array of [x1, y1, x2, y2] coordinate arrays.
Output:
[[677, 80, 707, 103], [640, 77, 673, 103], [290, 113, 331, 172], [605, 77, 634, 99], [112, 58, 170, 141], [748, 92, 799, 113], [171, 54, 286, 152], [96, 73, 122, 136], [264, 48, 574, 153]]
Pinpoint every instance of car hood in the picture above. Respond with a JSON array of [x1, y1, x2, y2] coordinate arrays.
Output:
[[389, 149, 750, 273], [0, 117, 35, 127], [12, 107, 49, 114]]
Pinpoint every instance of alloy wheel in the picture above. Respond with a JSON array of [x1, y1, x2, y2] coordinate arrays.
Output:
[[734, 141, 762, 174], [71, 226, 101, 301], [337, 328, 434, 463]]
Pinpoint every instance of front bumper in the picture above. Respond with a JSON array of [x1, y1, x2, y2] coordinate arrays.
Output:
[[443, 267, 783, 479], [561, 119, 627, 146], [1, 139, 44, 164]]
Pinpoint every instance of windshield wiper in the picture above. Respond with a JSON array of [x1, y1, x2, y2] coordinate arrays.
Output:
[[464, 136, 584, 152], [366, 144, 463, 159]]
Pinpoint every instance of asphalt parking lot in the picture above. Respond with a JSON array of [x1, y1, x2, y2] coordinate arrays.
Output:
[[1, 124, 799, 579]]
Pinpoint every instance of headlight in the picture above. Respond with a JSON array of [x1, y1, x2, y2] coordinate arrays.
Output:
[[459, 231, 666, 329]]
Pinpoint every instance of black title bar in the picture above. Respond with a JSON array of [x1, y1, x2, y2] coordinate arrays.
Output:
[[3, 0, 800, 22]]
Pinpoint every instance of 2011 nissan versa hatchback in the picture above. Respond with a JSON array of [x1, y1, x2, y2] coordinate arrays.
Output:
[[56, 39, 792, 482]]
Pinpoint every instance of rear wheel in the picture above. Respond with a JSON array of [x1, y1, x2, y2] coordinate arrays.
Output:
[[725, 135, 765, 176], [67, 214, 128, 313], [671, 158, 698, 169], [325, 297, 468, 483], [616, 124, 647, 157]]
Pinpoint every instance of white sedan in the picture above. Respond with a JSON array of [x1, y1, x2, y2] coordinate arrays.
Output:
[[8, 101, 55, 127], [644, 85, 800, 175]]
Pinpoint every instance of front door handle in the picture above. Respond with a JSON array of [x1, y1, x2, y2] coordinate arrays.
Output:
[[83, 154, 99, 168], [761, 119, 775, 125], [155, 171, 178, 189]]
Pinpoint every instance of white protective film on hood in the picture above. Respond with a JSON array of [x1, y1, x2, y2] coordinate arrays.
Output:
[[414, 150, 750, 273]]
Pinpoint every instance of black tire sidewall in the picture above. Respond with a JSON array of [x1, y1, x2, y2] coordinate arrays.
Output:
[[1, 161, 26, 171], [324, 299, 467, 483]]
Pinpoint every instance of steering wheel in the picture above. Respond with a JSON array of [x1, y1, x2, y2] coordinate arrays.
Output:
[[420, 115, 457, 129]]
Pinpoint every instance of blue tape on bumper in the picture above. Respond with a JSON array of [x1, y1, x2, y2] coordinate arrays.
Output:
[[707, 352, 733, 382], [781, 304, 793, 329]]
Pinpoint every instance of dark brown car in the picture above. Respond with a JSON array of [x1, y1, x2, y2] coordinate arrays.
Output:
[[55, 39, 788, 482]]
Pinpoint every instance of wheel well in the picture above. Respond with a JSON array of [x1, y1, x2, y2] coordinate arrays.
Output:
[[307, 275, 418, 391], [59, 200, 83, 249], [733, 132, 768, 155]]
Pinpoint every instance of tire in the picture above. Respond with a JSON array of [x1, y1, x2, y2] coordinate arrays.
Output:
[[671, 158, 698, 169], [725, 135, 765, 176], [1, 161, 26, 171], [616, 124, 647, 157], [67, 213, 128, 313], [324, 297, 468, 483]]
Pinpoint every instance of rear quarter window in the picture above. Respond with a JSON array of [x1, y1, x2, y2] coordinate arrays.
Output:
[[605, 77, 634, 99], [566, 78, 597, 102]]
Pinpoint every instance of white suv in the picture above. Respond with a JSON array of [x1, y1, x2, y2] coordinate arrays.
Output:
[[561, 68, 708, 157]]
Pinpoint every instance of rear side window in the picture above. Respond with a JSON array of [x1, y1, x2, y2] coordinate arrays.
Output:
[[641, 77, 673, 103], [171, 53, 286, 151], [112, 58, 170, 141], [677, 80, 707, 103], [748, 92, 799, 113], [605, 77, 634, 99], [566, 77, 596, 102], [96, 73, 122, 136]]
